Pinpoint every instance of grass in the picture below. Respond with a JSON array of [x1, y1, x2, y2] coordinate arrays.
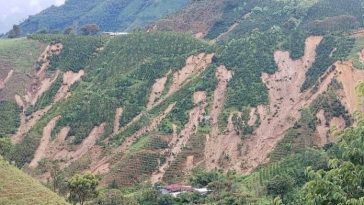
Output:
[[0, 159, 69, 205], [0, 38, 46, 100], [348, 36, 364, 69], [0, 38, 45, 73]]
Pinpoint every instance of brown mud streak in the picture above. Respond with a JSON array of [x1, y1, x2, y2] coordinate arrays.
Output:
[[315, 110, 329, 146], [91, 103, 176, 174], [151, 92, 207, 183], [29, 116, 61, 168], [114, 53, 213, 138], [152, 53, 214, 109], [147, 70, 171, 109], [240, 36, 324, 173], [12, 44, 64, 144], [54, 70, 84, 103], [335, 61, 364, 114], [204, 65, 236, 170], [0, 69, 13, 90], [113, 108, 123, 134]]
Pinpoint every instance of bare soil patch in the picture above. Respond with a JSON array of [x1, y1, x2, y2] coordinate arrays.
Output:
[[113, 108, 123, 134], [54, 70, 84, 103], [29, 116, 61, 168], [151, 92, 207, 183], [147, 70, 171, 109], [239, 36, 324, 172], [0, 69, 13, 90], [335, 61, 364, 113], [315, 110, 329, 146]]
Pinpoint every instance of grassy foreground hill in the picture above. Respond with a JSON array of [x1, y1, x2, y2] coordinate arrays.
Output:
[[0, 158, 69, 205]]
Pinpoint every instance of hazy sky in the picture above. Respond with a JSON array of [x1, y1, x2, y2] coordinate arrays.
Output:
[[0, 0, 65, 33]]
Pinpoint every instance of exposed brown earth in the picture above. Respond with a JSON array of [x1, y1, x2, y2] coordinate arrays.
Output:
[[118, 103, 176, 153], [65, 123, 106, 166], [351, 29, 364, 38], [149, 0, 225, 37], [25, 70, 60, 106], [358, 49, 364, 64], [248, 108, 257, 127], [151, 92, 207, 183], [111, 53, 213, 139], [50, 124, 106, 168], [29, 116, 61, 168], [209, 65, 232, 137], [153, 53, 214, 108], [335, 61, 364, 113], [12, 104, 53, 144], [166, 53, 214, 98], [92, 103, 176, 175], [54, 70, 84, 103], [0, 69, 13, 90], [204, 65, 236, 170], [315, 110, 329, 146], [113, 108, 123, 134], [239, 36, 325, 172], [36, 43, 63, 79], [147, 70, 171, 109], [330, 117, 346, 130]]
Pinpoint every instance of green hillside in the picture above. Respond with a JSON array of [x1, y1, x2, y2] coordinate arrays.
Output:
[[19, 0, 191, 34], [2, 0, 364, 204], [0, 158, 69, 205]]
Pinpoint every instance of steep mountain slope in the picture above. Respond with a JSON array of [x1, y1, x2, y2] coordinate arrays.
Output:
[[1, 0, 364, 204], [0, 158, 69, 205], [19, 0, 191, 34]]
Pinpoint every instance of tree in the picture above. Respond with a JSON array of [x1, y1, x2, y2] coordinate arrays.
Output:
[[80, 24, 100, 35], [0, 137, 13, 161], [91, 189, 138, 205], [46, 161, 63, 192], [8, 25, 21, 38], [301, 119, 364, 204], [267, 175, 295, 197], [66, 172, 99, 205], [64, 27, 74, 35]]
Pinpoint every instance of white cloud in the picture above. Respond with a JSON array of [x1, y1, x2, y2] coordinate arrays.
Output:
[[54, 0, 65, 6], [0, 0, 66, 33]]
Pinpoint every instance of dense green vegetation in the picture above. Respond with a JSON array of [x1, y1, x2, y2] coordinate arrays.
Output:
[[12, 32, 209, 166], [19, 0, 191, 34], [0, 101, 21, 136]]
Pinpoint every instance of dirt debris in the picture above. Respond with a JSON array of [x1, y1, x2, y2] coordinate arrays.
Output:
[[25, 70, 60, 106], [36, 43, 63, 79], [152, 53, 214, 109], [92, 103, 176, 175], [113, 108, 123, 134], [330, 117, 346, 131], [29, 116, 61, 168], [151, 92, 207, 183], [248, 108, 257, 127], [66, 123, 106, 165], [335, 61, 364, 113], [12, 104, 54, 144], [167, 53, 214, 97], [147, 70, 171, 109], [0, 69, 13, 90], [238, 36, 326, 172], [358, 49, 364, 64], [204, 65, 236, 170], [315, 110, 329, 146], [209, 65, 232, 137], [54, 70, 84, 103], [118, 103, 176, 153]]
